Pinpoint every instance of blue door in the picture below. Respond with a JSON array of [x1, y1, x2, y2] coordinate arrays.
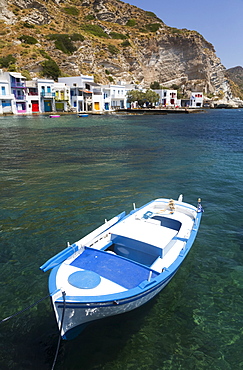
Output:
[[44, 100, 52, 112]]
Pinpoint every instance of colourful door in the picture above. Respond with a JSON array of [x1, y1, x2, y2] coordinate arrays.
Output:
[[32, 101, 39, 112], [44, 100, 52, 112], [94, 102, 100, 110]]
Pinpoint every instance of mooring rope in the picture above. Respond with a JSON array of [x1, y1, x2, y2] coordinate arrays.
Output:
[[51, 291, 66, 370], [0, 294, 50, 324]]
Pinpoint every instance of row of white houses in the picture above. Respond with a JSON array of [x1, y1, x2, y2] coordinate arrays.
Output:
[[0, 70, 204, 115]]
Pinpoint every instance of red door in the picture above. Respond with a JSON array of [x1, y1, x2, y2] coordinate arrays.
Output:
[[32, 101, 39, 112]]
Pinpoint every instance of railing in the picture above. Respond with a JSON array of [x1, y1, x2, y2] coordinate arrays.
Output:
[[14, 94, 26, 100], [55, 97, 69, 101], [11, 82, 26, 88], [0, 93, 14, 99], [40, 92, 55, 97]]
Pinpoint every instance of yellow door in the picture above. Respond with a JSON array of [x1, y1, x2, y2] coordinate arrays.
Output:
[[94, 102, 100, 110]]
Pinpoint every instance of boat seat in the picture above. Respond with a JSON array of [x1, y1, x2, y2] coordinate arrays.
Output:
[[70, 247, 159, 289]]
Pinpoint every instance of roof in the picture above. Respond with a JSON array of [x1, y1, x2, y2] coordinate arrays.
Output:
[[79, 89, 92, 94], [8, 72, 26, 79], [87, 82, 100, 87]]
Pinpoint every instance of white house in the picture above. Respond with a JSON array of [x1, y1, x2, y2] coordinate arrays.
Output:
[[190, 92, 203, 108], [102, 84, 126, 111], [89, 82, 103, 112], [0, 70, 15, 114], [1, 71, 27, 114], [26, 80, 40, 113], [154, 89, 178, 107], [58, 75, 94, 112], [36, 79, 56, 113], [53, 82, 70, 112]]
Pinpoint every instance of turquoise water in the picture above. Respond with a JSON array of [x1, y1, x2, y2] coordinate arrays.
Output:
[[0, 110, 242, 369]]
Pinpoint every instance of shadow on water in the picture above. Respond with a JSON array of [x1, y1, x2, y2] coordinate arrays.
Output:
[[57, 299, 159, 370]]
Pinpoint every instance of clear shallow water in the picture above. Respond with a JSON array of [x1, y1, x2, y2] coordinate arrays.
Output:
[[0, 110, 242, 369]]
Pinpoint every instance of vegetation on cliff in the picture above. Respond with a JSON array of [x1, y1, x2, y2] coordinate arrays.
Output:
[[0, 0, 241, 101], [226, 67, 243, 99]]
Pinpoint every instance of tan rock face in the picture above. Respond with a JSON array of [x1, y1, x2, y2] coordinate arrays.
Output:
[[0, 0, 240, 104]]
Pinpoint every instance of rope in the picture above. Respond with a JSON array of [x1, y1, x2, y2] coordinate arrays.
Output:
[[0, 294, 50, 324], [51, 291, 66, 370]]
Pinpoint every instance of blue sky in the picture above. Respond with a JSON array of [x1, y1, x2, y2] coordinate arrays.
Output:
[[128, 0, 243, 69]]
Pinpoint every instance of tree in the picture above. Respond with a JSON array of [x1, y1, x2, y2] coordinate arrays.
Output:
[[0, 54, 16, 68], [126, 90, 145, 106], [144, 89, 160, 105], [41, 59, 61, 80], [150, 81, 161, 90], [126, 89, 160, 107]]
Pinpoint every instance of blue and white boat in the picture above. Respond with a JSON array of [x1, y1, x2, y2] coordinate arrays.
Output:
[[40, 196, 203, 340], [78, 114, 89, 117]]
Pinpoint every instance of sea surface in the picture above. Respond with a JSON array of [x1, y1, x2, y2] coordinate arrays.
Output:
[[0, 110, 242, 370]]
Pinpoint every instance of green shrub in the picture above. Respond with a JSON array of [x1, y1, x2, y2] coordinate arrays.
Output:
[[70, 33, 85, 42], [145, 23, 161, 32], [150, 81, 161, 90], [170, 27, 183, 34], [0, 54, 16, 68], [108, 76, 114, 82], [81, 24, 109, 38], [108, 44, 119, 54], [85, 14, 95, 20], [145, 11, 157, 18], [23, 22, 35, 28], [21, 70, 31, 80], [126, 19, 136, 27], [39, 49, 51, 59], [121, 40, 131, 47], [105, 69, 110, 75], [18, 35, 38, 44], [63, 7, 79, 16], [8, 64, 16, 72], [110, 32, 127, 40], [41, 58, 61, 80], [47, 34, 77, 54]]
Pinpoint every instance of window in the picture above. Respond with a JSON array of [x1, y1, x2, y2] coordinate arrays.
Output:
[[1, 86, 6, 95]]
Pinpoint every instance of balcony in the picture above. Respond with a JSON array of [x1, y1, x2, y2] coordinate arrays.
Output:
[[40, 92, 55, 98], [55, 93, 69, 101], [11, 82, 26, 88], [0, 93, 14, 100], [14, 93, 26, 100]]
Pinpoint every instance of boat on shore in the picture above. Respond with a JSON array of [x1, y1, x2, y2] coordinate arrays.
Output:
[[40, 196, 203, 340]]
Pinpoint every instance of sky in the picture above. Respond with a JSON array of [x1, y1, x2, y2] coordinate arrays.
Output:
[[128, 0, 243, 69]]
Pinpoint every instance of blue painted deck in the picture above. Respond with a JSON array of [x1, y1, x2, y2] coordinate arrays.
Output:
[[71, 248, 159, 289]]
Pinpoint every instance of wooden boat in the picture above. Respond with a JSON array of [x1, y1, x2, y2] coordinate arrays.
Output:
[[40, 196, 203, 340], [78, 114, 88, 117], [49, 115, 60, 118]]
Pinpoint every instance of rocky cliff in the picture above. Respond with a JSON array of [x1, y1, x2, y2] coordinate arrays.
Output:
[[0, 0, 242, 106]]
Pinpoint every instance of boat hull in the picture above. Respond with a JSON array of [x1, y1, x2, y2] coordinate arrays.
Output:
[[54, 272, 175, 340]]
